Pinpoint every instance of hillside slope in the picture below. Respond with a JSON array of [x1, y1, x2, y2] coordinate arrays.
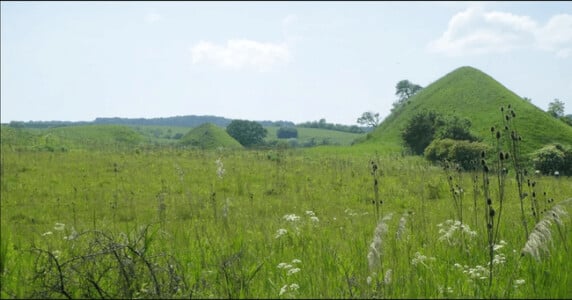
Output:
[[179, 123, 243, 150], [363, 66, 572, 155]]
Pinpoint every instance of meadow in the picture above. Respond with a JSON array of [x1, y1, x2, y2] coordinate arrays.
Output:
[[1, 140, 571, 299]]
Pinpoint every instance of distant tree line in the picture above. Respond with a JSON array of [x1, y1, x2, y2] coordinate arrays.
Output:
[[297, 118, 364, 133], [7, 116, 296, 129]]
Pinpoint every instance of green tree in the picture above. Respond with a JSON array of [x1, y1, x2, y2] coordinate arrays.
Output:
[[548, 98, 565, 118], [435, 115, 480, 142], [401, 110, 443, 155], [532, 143, 572, 175], [226, 120, 267, 147], [393, 80, 423, 112], [277, 127, 298, 139], [356, 111, 381, 128]]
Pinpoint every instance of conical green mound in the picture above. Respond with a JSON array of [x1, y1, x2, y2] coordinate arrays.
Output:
[[364, 66, 572, 155], [179, 123, 243, 150]]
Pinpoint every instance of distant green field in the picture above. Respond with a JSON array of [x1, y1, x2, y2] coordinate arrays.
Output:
[[2, 124, 365, 150], [264, 126, 365, 147]]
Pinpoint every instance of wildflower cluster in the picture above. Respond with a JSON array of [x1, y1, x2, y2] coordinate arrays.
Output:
[[277, 259, 302, 297], [453, 263, 489, 281], [305, 210, 320, 223], [275, 228, 288, 239], [410, 251, 436, 267], [215, 157, 225, 179], [437, 219, 477, 245]]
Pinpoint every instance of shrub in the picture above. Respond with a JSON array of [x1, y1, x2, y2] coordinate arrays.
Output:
[[277, 127, 298, 139], [425, 138, 490, 171], [532, 144, 572, 175], [226, 120, 267, 147], [402, 110, 442, 155]]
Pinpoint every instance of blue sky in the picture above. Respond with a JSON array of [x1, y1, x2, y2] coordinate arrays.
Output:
[[2, 1, 571, 125]]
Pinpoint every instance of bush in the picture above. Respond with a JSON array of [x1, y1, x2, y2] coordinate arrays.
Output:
[[402, 110, 442, 155], [277, 127, 298, 139], [425, 139, 490, 171], [532, 144, 572, 175], [226, 120, 267, 147]]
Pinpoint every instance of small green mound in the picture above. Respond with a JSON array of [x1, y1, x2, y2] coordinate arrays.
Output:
[[179, 123, 243, 150]]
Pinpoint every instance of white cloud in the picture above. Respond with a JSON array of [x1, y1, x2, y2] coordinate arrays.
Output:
[[190, 39, 291, 71], [428, 7, 572, 58]]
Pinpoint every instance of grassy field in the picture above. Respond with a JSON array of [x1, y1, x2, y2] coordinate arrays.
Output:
[[1, 137, 571, 298]]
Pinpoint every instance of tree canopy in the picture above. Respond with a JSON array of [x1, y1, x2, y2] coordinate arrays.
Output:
[[548, 98, 565, 118], [226, 120, 267, 147], [393, 80, 423, 112], [356, 111, 381, 128]]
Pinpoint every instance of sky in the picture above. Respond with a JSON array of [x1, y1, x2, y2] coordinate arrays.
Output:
[[1, 1, 571, 125]]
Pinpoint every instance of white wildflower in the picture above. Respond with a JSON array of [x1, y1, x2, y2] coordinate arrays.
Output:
[[366, 276, 373, 285], [52, 250, 61, 259], [411, 252, 435, 267], [283, 214, 300, 222], [215, 157, 225, 179], [513, 279, 525, 288], [277, 263, 292, 269], [305, 211, 315, 217], [490, 253, 506, 265], [42, 231, 53, 236], [287, 268, 301, 276], [275, 228, 288, 239], [291, 259, 301, 264], [279, 284, 288, 296], [310, 216, 320, 222], [495, 240, 507, 249], [279, 283, 300, 296], [54, 223, 65, 231]]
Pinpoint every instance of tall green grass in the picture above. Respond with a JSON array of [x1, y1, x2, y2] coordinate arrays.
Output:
[[1, 145, 570, 298]]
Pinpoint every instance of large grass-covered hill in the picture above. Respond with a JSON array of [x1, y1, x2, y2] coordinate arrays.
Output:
[[362, 66, 572, 156]]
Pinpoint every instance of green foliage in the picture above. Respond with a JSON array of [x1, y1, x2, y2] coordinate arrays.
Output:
[[277, 127, 298, 139], [547, 99, 565, 118], [226, 120, 268, 147], [393, 80, 423, 112], [532, 143, 572, 175], [425, 139, 491, 170], [179, 123, 243, 150], [435, 115, 480, 142], [357, 111, 381, 128], [401, 110, 442, 155]]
